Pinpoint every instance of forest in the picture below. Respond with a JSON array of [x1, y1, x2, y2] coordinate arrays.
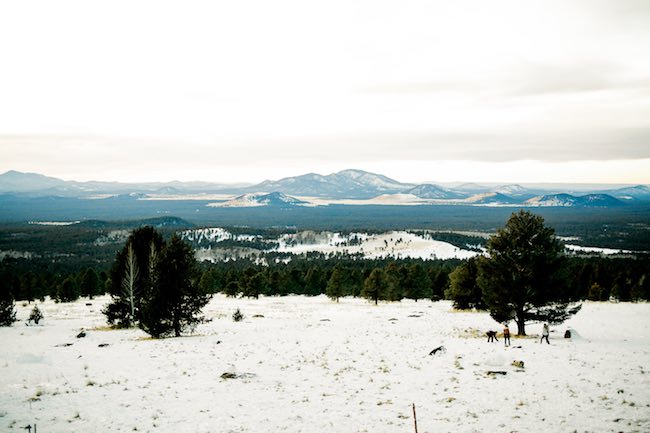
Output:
[[1, 214, 649, 307]]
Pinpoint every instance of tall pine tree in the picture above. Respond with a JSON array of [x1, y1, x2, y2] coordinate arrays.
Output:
[[103, 226, 165, 327], [139, 235, 211, 338], [477, 210, 580, 335], [362, 268, 387, 305]]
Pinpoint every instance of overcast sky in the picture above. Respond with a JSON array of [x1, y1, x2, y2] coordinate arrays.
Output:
[[1, 0, 649, 184]]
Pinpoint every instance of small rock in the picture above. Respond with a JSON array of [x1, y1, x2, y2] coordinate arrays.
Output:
[[76, 331, 86, 338], [98, 343, 109, 348]]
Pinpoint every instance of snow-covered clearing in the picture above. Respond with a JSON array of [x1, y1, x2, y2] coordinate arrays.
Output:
[[2, 297, 649, 433], [275, 231, 478, 260], [565, 244, 634, 255]]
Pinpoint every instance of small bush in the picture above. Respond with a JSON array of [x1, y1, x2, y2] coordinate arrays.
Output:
[[28, 306, 44, 325], [232, 308, 244, 322]]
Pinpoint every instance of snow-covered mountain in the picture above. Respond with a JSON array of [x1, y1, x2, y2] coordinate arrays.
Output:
[[0, 170, 246, 196], [407, 184, 464, 199], [1, 169, 646, 208], [208, 192, 306, 208], [464, 192, 520, 205], [249, 169, 415, 199], [0, 170, 72, 193], [606, 185, 650, 201], [525, 193, 624, 207]]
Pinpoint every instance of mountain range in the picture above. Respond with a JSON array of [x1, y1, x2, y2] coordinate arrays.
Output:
[[1, 169, 650, 208]]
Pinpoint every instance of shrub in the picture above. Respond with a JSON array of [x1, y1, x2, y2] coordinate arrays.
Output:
[[232, 308, 244, 322], [28, 305, 44, 325]]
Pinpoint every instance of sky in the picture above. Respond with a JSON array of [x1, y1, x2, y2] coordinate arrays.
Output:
[[1, 0, 649, 185]]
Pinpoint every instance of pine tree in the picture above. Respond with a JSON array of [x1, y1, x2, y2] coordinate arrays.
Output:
[[0, 278, 16, 326], [81, 268, 100, 299], [103, 227, 165, 327], [362, 268, 387, 305], [243, 271, 267, 299], [404, 264, 431, 302], [446, 258, 484, 309], [430, 268, 449, 301], [28, 305, 44, 325], [57, 277, 80, 302], [326, 266, 345, 302], [199, 269, 217, 294], [384, 262, 404, 301], [139, 235, 211, 338], [477, 210, 581, 335], [224, 280, 240, 297], [304, 267, 326, 296]]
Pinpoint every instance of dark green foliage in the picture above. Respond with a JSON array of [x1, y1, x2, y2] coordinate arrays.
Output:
[[28, 305, 43, 325], [139, 235, 212, 338], [446, 258, 484, 309], [103, 226, 165, 327], [304, 267, 327, 296], [19, 271, 39, 303], [326, 266, 346, 302], [477, 210, 580, 335], [0, 278, 16, 326], [199, 269, 218, 294], [362, 268, 388, 305], [224, 280, 241, 297], [57, 277, 80, 302], [232, 308, 244, 322], [430, 268, 450, 301], [384, 262, 405, 301], [243, 271, 267, 299], [81, 267, 100, 299], [404, 264, 431, 302]]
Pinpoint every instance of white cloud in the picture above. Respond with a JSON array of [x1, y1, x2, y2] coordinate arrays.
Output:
[[0, 0, 649, 183]]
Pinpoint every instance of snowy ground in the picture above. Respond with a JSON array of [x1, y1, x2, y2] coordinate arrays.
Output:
[[2, 296, 649, 433], [274, 231, 478, 260]]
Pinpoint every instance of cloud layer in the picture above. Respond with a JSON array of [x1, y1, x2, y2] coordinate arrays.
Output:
[[0, 0, 649, 183]]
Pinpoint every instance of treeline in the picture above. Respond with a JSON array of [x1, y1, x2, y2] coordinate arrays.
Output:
[[2, 247, 649, 305], [197, 256, 458, 301], [566, 256, 650, 301], [0, 259, 106, 303], [447, 254, 650, 309]]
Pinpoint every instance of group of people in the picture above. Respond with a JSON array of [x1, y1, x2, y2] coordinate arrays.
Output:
[[487, 323, 550, 346]]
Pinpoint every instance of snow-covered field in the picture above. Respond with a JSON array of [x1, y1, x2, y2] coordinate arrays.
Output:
[[275, 231, 478, 260], [2, 296, 649, 433]]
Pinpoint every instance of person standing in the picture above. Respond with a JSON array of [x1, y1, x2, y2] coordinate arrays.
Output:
[[503, 324, 511, 347], [540, 323, 550, 344]]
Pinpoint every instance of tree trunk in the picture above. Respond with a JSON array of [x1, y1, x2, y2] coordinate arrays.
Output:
[[516, 316, 526, 336]]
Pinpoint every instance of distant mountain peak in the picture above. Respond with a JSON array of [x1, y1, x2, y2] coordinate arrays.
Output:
[[208, 191, 306, 208], [525, 193, 623, 207]]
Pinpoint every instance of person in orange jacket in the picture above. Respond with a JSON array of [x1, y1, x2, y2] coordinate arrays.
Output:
[[503, 323, 511, 347]]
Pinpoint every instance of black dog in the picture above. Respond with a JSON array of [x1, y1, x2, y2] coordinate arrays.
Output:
[[486, 331, 498, 342]]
